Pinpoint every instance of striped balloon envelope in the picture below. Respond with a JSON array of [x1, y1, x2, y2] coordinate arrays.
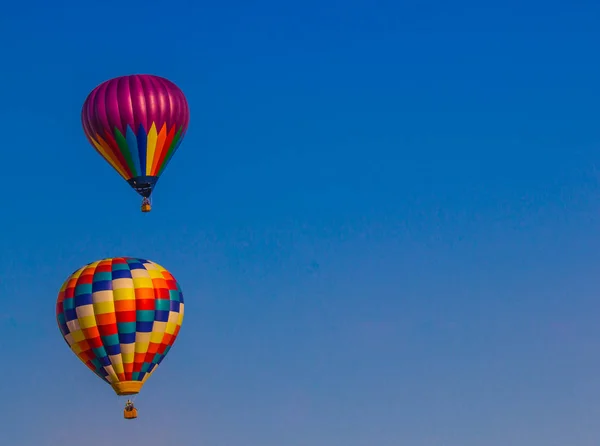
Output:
[[56, 257, 184, 397], [81, 74, 190, 212]]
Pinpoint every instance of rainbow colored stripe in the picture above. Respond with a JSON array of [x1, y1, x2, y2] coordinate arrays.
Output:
[[81, 75, 190, 196], [56, 257, 184, 393]]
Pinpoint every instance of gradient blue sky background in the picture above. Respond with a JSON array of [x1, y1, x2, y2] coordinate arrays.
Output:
[[1, 0, 600, 445]]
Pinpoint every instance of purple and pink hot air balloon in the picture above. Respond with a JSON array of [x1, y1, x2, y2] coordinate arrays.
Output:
[[81, 74, 190, 212]]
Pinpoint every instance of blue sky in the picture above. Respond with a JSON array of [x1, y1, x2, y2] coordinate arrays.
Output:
[[1, 0, 600, 444]]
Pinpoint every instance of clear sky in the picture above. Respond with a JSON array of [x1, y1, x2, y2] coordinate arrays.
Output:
[[1, 0, 600, 445]]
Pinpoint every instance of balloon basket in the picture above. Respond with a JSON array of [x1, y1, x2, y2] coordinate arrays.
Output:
[[124, 408, 138, 419]]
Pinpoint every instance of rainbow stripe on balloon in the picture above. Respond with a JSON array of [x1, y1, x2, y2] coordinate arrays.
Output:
[[81, 75, 190, 198]]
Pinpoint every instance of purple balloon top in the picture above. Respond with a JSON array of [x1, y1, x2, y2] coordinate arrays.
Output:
[[81, 74, 190, 139]]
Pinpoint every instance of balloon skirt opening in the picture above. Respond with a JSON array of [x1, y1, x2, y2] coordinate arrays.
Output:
[[112, 381, 143, 396]]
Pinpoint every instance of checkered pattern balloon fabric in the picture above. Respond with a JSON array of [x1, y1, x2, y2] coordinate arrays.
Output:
[[56, 257, 184, 387]]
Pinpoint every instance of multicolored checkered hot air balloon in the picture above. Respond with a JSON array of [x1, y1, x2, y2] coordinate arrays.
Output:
[[56, 257, 185, 419], [81, 74, 190, 212]]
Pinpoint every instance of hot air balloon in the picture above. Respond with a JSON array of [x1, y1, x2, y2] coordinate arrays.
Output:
[[81, 74, 190, 212], [56, 257, 185, 419]]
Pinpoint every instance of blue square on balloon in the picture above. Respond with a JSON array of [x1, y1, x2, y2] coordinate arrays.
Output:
[[155, 310, 169, 322], [112, 269, 132, 279], [119, 332, 136, 344], [92, 280, 112, 292], [105, 344, 121, 355], [74, 293, 93, 307], [136, 321, 154, 332]]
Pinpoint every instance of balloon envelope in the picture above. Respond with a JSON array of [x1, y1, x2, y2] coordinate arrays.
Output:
[[56, 257, 185, 395], [81, 74, 190, 198]]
